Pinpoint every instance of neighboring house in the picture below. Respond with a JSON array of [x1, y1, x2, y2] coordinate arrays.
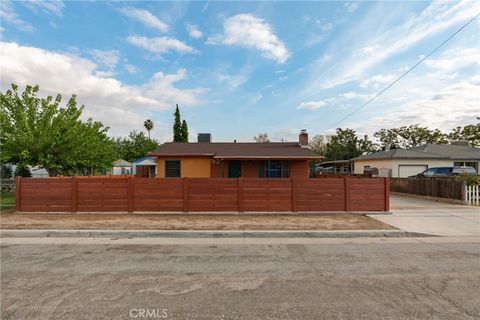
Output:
[[149, 130, 323, 178], [111, 159, 132, 175], [131, 156, 157, 177], [352, 143, 480, 177]]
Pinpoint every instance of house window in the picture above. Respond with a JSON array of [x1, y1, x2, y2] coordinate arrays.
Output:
[[454, 161, 478, 171], [258, 160, 290, 178], [165, 160, 181, 177]]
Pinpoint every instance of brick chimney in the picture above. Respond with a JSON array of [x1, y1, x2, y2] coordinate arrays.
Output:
[[299, 129, 309, 147]]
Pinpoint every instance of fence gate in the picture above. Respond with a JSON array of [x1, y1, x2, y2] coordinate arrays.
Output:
[[465, 184, 480, 206]]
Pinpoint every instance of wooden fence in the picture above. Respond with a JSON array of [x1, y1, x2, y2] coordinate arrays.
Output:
[[15, 176, 389, 213], [390, 177, 464, 200]]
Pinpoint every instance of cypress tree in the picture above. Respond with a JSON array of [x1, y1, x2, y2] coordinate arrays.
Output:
[[173, 104, 182, 142], [181, 120, 189, 142]]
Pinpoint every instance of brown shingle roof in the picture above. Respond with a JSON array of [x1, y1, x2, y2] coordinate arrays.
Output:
[[149, 142, 323, 159]]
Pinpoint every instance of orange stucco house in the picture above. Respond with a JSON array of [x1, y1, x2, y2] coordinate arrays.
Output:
[[148, 130, 323, 178]]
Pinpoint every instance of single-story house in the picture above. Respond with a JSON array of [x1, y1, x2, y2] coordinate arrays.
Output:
[[132, 156, 157, 177], [352, 142, 480, 177], [110, 159, 132, 175], [149, 130, 323, 178]]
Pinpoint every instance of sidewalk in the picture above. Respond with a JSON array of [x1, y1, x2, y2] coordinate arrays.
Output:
[[368, 194, 480, 237], [1, 229, 428, 239]]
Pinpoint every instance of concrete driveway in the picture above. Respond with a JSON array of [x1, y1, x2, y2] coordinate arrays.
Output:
[[369, 194, 480, 236]]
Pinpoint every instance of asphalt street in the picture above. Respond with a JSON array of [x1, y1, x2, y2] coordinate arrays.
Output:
[[1, 237, 479, 320]]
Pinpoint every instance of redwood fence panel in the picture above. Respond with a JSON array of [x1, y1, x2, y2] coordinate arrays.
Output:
[[390, 177, 464, 200], [15, 176, 389, 212]]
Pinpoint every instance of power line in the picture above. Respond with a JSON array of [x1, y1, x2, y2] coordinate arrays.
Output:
[[324, 12, 480, 132]]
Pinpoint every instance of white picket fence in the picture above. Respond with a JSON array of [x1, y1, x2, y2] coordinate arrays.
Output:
[[464, 184, 480, 206]]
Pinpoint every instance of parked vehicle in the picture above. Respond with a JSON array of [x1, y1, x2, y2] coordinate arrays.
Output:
[[411, 166, 477, 178]]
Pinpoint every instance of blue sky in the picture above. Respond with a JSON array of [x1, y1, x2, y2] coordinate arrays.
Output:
[[1, 1, 479, 142]]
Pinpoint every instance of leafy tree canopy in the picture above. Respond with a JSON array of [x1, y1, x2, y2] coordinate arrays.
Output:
[[0, 84, 116, 176], [447, 118, 480, 147], [325, 128, 375, 161], [113, 131, 158, 162], [374, 124, 448, 150], [253, 133, 271, 143]]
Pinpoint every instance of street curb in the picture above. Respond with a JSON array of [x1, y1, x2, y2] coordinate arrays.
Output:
[[0, 229, 434, 238]]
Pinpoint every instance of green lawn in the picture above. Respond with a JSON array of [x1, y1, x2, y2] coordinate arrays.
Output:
[[0, 192, 15, 210]]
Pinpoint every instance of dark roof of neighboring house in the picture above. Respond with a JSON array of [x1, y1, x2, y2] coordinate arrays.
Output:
[[410, 144, 480, 160], [352, 143, 480, 161], [149, 142, 323, 159]]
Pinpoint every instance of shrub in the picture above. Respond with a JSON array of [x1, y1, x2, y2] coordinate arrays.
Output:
[[14, 163, 32, 177]]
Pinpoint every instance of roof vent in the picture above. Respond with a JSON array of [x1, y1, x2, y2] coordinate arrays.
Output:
[[198, 133, 211, 143]]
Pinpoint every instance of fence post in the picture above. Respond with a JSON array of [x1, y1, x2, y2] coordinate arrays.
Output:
[[384, 177, 390, 212], [238, 178, 244, 212], [71, 176, 78, 212], [15, 176, 21, 212], [291, 178, 297, 212], [183, 178, 189, 212], [128, 175, 134, 213], [344, 177, 351, 211]]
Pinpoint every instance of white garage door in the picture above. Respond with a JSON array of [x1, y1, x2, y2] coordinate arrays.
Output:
[[398, 165, 427, 177]]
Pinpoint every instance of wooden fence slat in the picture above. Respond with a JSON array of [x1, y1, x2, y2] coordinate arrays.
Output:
[[15, 176, 21, 212]]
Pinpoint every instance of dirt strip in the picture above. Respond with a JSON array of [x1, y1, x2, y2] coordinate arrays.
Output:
[[0, 213, 395, 230]]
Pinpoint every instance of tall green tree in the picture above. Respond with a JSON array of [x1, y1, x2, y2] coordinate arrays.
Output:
[[143, 119, 154, 139], [325, 128, 375, 161], [181, 120, 189, 142], [113, 131, 158, 162], [173, 104, 182, 142], [0, 84, 116, 176]]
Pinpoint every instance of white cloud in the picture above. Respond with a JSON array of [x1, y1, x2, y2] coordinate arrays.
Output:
[[0, 42, 205, 137], [211, 14, 290, 64], [310, 0, 480, 89], [344, 2, 360, 13], [186, 23, 203, 39], [351, 80, 479, 135], [24, 0, 65, 16], [124, 64, 140, 74], [297, 100, 330, 110], [89, 49, 120, 71], [424, 48, 480, 73], [339, 91, 370, 100], [120, 7, 169, 33], [360, 74, 397, 88], [127, 36, 195, 55], [0, 0, 34, 32]]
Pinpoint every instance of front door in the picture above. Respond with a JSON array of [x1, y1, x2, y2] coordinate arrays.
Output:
[[228, 161, 242, 178]]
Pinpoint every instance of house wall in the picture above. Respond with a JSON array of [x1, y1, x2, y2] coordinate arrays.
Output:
[[156, 157, 211, 178], [353, 159, 453, 177], [211, 160, 309, 178], [290, 160, 310, 178], [159, 158, 312, 178]]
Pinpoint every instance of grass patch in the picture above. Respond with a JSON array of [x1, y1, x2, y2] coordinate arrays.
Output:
[[1, 192, 15, 210]]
